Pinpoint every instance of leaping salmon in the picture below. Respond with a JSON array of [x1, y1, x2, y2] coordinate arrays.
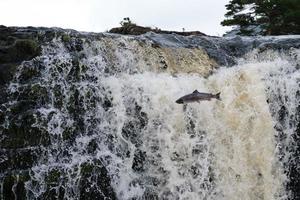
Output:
[[175, 90, 221, 104]]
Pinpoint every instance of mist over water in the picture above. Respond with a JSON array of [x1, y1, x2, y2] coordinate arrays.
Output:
[[2, 33, 300, 200]]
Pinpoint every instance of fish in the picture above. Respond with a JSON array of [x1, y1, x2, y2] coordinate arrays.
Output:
[[175, 90, 221, 104]]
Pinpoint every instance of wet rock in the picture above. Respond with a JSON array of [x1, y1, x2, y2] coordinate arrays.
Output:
[[161, 190, 176, 200], [40, 188, 62, 200], [62, 126, 77, 144], [102, 95, 113, 111], [61, 34, 71, 43], [122, 121, 141, 145], [53, 84, 64, 109], [143, 188, 159, 200], [0, 39, 41, 64], [288, 103, 300, 199], [0, 149, 40, 172], [67, 87, 86, 136], [109, 24, 206, 36], [18, 84, 49, 105], [0, 63, 18, 85], [79, 161, 116, 200], [67, 87, 85, 115], [0, 106, 5, 123], [1, 172, 30, 200], [14, 180, 27, 200], [17, 60, 42, 83], [39, 30, 57, 43], [267, 89, 300, 199], [45, 169, 61, 186], [0, 87, 7, 105], [67, 59, 84, 82], [8, 100, 36, 116], [2, 175, 15, 200], [38, 168, 65, 200], [65, 37, 84, 52], [87, 139, 98, 154], [122, 101, 148, 146], [132, 149, 147, 172], [1, 112, 50, 148], [278, 105, 287, 122]]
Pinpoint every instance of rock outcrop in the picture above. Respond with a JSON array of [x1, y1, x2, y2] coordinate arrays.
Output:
[[109, 24, 207, 36]]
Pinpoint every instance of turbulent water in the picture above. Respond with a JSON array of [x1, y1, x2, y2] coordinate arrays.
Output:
[[1, 30, 300, 200]]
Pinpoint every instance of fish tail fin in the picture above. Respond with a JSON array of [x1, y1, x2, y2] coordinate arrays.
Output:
[[215, 92, 221, 100]]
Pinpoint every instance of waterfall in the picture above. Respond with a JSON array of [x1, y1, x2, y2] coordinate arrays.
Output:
[[0, 29, 299, 200]]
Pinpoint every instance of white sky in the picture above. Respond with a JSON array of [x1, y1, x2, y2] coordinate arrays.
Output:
[[0, 0, 231, 36]]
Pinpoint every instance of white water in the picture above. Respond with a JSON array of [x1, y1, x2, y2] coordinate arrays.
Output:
[[9, 36, 299, 199]]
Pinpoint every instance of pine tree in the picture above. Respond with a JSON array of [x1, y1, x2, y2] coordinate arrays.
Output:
[[221, 0, 300, 35], [274, 0, 300, 34], [221, 0, 257, 35]]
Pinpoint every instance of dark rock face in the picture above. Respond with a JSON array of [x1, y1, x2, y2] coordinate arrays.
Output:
[[0, 26, 41, 86], [79, 161, 117, 200], [2, 172, 29, 200], [0, 26, 117, 200], [272, 102, 300, 199], [132, 149, 147, 172], [266, 70, 300, 200], [0, 26, 46, 200], [122, 101, 148, 147]]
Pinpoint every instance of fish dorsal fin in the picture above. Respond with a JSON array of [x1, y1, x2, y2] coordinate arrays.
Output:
[[193, 90, 199, 94]]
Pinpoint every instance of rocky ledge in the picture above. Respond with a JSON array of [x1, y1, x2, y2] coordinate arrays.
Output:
[[109, 23, 207, 36]]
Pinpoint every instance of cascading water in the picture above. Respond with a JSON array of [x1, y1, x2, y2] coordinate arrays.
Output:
[[0, 28, 299, 200]]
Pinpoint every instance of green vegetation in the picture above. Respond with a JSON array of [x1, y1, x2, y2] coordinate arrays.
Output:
[[61, 34, 71, 43], [120, 17, 136, 27], [221, 0, 300, 35]]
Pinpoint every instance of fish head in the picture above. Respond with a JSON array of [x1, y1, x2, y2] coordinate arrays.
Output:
[[176, 98, 184, 104]]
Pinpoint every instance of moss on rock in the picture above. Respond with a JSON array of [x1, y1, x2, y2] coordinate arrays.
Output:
[[61, 34, 71, 43], [1, 112, 50, 148], [0, 29, 42, 87], [87, 139, 98, 154], [21, 84, 49, 105], [79, 161, 117, 200], [3, 175, 15, 200], [0, 39, 41, 64], [80, 162, 94, 175], [9, 100, 36, 116], [18, 63, 41, 83], [0, 149, 40, 172], [14, 40, 40, 59], [46, 169, 61, 185], [62, 127, 76, 143], [2, 172, 30, 200], [0, 63, 18, 85], [53, 84, 64, 109]]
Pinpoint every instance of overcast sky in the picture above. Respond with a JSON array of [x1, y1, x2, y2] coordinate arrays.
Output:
[[0, 0, 231, 36]]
